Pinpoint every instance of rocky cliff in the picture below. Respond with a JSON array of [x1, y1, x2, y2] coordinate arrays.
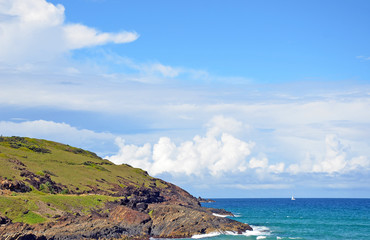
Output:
[[0, 137, 252, 239]]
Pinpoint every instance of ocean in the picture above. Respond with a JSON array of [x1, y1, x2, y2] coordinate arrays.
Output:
[[190, 198, 370, 240]]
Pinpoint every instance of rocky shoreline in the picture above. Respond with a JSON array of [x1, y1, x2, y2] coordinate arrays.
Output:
[[0, 179, 252, 240], [0, 137, 252, 239], [0, 198, 252, 240]]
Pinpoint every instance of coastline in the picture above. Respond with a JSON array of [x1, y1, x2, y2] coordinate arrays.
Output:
[[0, 137, 253, 240]]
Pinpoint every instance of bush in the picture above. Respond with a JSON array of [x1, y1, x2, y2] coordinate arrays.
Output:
[[60, 189, 69, 194]]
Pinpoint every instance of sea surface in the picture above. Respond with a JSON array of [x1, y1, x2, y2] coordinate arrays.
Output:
[[157, 198, 370, 240]]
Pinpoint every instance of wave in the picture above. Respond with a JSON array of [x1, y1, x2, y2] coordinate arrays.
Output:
[[212, 213, 232, 218], [191, 225, 271, 239], [191, 232, 221, 239], [242, 225, 271, 236]]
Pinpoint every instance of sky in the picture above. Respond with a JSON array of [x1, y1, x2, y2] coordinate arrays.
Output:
[[0, 0, 370, 198]]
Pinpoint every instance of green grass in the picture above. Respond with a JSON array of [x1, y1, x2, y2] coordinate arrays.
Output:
[[0, 192, 120, 224], [0, 136, 172, 225], [0, 136, 164, 194], [38, 194, 116, 214], [0, 193, 44, 224], [14, 211, 46, 224]]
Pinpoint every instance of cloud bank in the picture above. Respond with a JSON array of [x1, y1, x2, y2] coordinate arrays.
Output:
[[288, 134, 369, 174], [107, 116, 369, 180], [107, 116, 255, 176]]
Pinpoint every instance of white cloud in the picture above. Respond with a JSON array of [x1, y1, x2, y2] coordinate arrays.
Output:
[[108, 138, 153, 171], [144, 63, 182, 78], [108, 116, 369, 183], [268, 162, 285, 173], [101, 54, 189, 80], [0, 0, 138, 64], [107, 116, 289, 179], [107, 116, 255, 176], [63, 24, 138, 49], [249, 157, 268, 169], [288, 134, 370, 174], [205, 115, 246, 138]]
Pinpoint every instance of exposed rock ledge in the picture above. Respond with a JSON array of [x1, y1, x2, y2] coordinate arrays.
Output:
[[0, 200, 252, 240]]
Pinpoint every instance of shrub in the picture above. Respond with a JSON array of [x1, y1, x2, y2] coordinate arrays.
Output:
[[60, 189, 69, 194]]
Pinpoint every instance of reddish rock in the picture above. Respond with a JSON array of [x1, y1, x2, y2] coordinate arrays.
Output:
[[110, 206, 150, 225]]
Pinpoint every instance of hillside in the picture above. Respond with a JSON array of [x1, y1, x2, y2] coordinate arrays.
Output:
[[0, 136, 252, 239]]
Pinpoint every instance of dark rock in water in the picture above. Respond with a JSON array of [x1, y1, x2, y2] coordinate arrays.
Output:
[[149, 204, 252, 238], [198, 197, 216, 203], [207, 207, 235, 216]]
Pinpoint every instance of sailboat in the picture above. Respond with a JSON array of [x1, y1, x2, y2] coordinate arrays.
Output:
[[291, 195, 296, 200]]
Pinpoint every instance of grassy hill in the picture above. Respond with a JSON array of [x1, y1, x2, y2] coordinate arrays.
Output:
[[0, 136, 252, 239], [0, 136, 164, 193], [0, 136, 189, 225]]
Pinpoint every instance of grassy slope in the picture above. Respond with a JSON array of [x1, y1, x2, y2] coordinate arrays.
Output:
[[0, 192, 118, 224], [0, 136, 166, 224]]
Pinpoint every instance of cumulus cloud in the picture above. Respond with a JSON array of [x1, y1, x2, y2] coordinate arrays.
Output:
[[0, 0, 138, 64], [107, 116, 255, 176], [108, 115, 369, 181], [107, 116, 288, 179], [288, 134, 370, 174], [205, 115, 245, 137]]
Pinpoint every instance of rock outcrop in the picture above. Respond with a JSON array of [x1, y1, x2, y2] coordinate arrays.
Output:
[[0, 178, 31, 193], [149, 203, 252, 238], [0, 137, 253, 239], [0, 197, 252, 239]]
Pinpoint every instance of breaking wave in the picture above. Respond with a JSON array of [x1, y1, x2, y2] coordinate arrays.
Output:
[[190, 225, 271, 239], [191, 232, 221, 239], [212, 213, 232, 218], [243, 225, 271, 236]]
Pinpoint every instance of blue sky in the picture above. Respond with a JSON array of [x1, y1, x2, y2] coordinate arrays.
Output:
[[1, 0, 370, 198]]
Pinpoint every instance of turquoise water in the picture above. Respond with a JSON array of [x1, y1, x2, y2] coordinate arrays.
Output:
[[196, 198, 370, 240]]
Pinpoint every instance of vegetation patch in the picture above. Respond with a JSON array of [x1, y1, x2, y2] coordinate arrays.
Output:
[[0, 136, 51, 154], [64, 145, 100, 159], [83, 161, 110, 172], [0, 192, 120, 224], [14, 211, 46, 224]]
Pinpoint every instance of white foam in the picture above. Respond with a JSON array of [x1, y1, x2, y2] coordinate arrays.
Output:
[[190, 225, 271, 239], [212, 213, 232, 218], [191, 232, 221, 239], [242, 225, 271, 236]]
